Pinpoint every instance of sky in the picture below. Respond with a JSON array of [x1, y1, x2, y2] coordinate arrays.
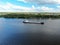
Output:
[[0, 0, 60, 12]]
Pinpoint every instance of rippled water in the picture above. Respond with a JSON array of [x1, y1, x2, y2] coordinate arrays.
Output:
[[0, 18, 60, 45]]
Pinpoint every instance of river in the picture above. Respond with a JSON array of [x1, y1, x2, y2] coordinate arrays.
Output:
[[0, 18, 60, 45]]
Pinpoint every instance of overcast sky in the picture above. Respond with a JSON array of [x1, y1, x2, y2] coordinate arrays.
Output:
[[0, 0, 60, 12]]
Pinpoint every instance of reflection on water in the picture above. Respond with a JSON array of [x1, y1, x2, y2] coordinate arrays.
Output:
[[0, 18, 60, 45]]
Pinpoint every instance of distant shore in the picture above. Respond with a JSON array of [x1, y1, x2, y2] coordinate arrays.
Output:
[[0, 13, 60, 18]]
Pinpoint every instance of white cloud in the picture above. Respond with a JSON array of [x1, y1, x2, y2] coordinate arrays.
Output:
[[39, 6, 60, 12], [0, 2, 60, 12], [36, 6, 60, 12], [17, 0, 60, 4], [0, 2, 37, 12], [40, 6, 54, 12]]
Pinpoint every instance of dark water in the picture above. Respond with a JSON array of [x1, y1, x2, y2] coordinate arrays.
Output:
[[0, 18, 60, 45]]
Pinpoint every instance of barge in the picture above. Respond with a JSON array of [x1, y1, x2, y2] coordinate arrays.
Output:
[[23, 20, 44, 24]]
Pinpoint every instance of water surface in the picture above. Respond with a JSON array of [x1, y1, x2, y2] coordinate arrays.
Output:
[[0, 18, 60, 45]]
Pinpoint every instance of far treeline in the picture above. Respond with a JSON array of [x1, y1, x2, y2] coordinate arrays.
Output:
[[0, 13, 60, 18]]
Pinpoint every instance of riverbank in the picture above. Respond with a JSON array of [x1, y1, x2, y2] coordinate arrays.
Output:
[[0, 13, 60, 18]]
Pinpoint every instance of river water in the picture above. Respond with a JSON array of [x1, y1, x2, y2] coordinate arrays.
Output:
[[0, 18, 60, 45]]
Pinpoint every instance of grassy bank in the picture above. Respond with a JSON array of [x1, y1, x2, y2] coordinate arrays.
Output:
[[0, 13, 60, 18]]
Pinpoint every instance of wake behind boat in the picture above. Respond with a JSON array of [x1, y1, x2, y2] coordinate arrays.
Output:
[[23, 20, 44, 24]]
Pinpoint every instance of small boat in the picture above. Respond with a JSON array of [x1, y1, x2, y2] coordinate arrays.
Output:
[[23, 20, 44, 24]]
